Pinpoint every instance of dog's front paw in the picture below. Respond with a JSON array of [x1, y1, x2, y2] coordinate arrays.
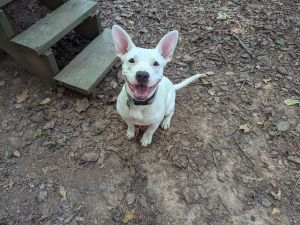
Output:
[[127, 128, 135, 140], [141, 135, 152, 147], [161, 119, 171, 130]]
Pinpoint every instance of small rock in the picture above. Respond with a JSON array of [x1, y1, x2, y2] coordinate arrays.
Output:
[[216, 11, 227, 20], [255, 82, 262, 89], [261, 39, 268, 46], [181, 140, 190, 147], [0, 207, 8, 220], [276, 120, 290, 131], [125, 193, 136, 205], [13, 150, 21, 157], [138, 195, 148, 208], [206, 71, 215, 76], [261, 197, 272, 207], [110, 80, 118, 89], [295, 124, 300, 133], [220, 85, 230, 92], [176, 61, 188, 67], [0, 80, 5, 87], [38, 190, 48, 201], [183, 187, 200, 204], [75, 98, 90, 113], [8, 136, 22, 149], [69, 220, 79, 225], [81, 152, 99, 162], [277, 66, 288, 75], [182, 54, 194, 63], [43, 121, 55, 129], [75, 216, 84, 222], [30, 112, 44, 123], [197, 186, 208, 198], [287, 156, 300, 165]]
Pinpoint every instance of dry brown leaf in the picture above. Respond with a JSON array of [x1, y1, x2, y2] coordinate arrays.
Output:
[[270, 208, 280, 219], [239, 124, 250, 133], [59, 190, 67, 201], [122, 210, 135, 224], [262, 78, 272, 84], [40, 98, 51, 105], [271, 189, 281, 200], [224, 215, 233, 222], [270, 180, 278, 188], [16, 89, 29, 103]]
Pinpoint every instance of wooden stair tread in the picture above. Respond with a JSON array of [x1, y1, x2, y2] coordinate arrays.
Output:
[[54, 28, 118, 94], [11, 0, 97, 55], [0, 0, 14, 8]]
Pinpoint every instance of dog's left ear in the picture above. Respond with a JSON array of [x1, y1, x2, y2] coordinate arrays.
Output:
[[156, 30, 179, 62]]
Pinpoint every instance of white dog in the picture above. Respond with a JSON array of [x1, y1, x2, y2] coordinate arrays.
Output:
[[112, 25, 203, 146]]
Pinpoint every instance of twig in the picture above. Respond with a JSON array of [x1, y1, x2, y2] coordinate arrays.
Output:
[[292, 177, 300, 195], [232, 33, 255, 59], [212, 150, 218, 168], [233, 137, 256, 167], [265, 193, 278, 207], [217, 194, 231, 214]]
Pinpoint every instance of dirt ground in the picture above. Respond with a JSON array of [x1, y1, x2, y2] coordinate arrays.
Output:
[[1, 0, 300, 225]]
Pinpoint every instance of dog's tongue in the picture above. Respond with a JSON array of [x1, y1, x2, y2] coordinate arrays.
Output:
[[133, 85, 150, 100]]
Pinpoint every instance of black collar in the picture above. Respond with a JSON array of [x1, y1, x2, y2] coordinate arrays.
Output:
[[126, 87, 158, 109]]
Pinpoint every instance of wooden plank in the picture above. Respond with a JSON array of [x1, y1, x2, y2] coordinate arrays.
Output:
[[11, 0, 97, 55], [54, 29, 118, 94], [0, 0, 14, 8]]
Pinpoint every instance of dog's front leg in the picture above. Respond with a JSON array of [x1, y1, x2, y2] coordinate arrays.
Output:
[[141, 123, 160, 146], [126, 122, 135, 140]]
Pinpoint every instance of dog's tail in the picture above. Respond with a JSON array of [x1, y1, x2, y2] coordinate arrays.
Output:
[[174, 74, 206, 91]]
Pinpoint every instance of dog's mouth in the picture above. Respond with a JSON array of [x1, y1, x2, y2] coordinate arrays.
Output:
[[125, 77, 160, 100]]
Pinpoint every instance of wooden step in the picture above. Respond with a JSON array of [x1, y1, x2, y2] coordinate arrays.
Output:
[[54, 28, 118, 94], [11, 0, 97, 55], [0, 0, 14, 8]]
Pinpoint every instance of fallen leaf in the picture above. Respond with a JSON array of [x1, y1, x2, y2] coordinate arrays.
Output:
[[270, 180, 278, 188], [239, 124, 250, 133], [271, 189, 281, 200], [16, 89, 29, 103], [224, 215, 233, 222], [32, 128, 43, 139], [40, 98, 51, 105], [59, 190, 67, 201], [274, 37, 285, 46], [208, 89, 216, 96], [122, 210, 135, 224], [270, 208, 280, 219], [284, 99, 300, 106], [262, 78, 272, 84]]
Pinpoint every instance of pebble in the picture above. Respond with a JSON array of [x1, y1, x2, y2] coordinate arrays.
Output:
[[182, 54, 194, 62], [125, 193, 136, 205], [81, 152, 99, 162], [110, 80, 118, 89], [8, 136, 22, 149], [75, 98, 90, 113], [276, 120, 290, 131], [183, 187, 200, 203], [295, 123, 300, 133], [43, 121, 55, 130], [0, 80, 5, 87], [181, 140, 191, 147], [38, 190, 48, 201], [138, 195, 148, 208], [176, 61, 188, 67], [261, 197, 272, 207], [206, 71, 215, 76], [277, 66, 288, 75], [13, 150, 21, 157]]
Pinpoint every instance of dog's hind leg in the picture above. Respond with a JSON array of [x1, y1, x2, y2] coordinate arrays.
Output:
[[161, 110, 174, 130], [141, 123, 160, 146], [126, 122, 135, 140]]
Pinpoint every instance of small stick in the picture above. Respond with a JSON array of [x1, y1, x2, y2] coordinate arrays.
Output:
[[217, 194, 231, 214], [212, 150, 218, 168], [232, 33, 255, 59], [234, 137, 256, 167]]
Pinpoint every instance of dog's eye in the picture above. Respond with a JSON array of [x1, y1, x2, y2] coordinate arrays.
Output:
[[153, 61, 159, 66], [129, 58, 135, 63]]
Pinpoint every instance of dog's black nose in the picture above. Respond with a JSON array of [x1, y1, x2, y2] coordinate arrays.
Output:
[[136, 71, 149, 84]]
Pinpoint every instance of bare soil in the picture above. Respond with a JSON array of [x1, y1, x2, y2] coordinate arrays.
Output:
[[0, 0, 300, 225]]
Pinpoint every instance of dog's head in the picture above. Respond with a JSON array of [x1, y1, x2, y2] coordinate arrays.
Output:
[[112, 25, 178, 100]]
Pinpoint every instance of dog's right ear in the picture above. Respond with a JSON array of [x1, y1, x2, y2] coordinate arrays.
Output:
[[112, 25, 135, 57]]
